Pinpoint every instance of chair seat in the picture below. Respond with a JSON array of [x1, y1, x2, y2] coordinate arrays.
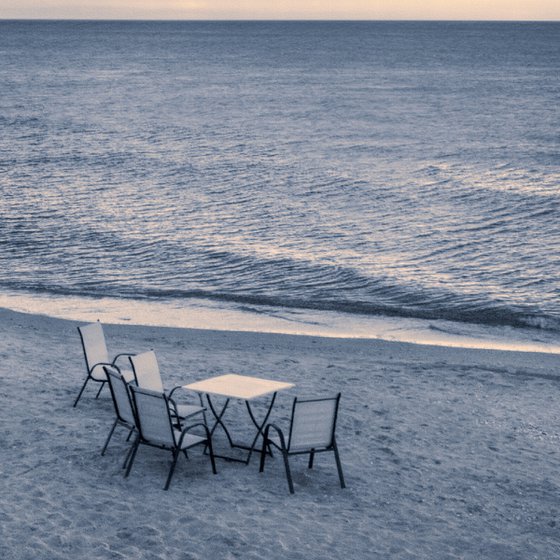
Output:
[[174, 403, 206, 419], [174, 430, 207, 450]]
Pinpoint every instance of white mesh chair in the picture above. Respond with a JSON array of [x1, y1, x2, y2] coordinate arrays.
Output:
[[126, 385, 217, 490], [74, 322, 135, 407], [259, 393, 346, 494], [129, 350, 206, 421], [102, 366, 137, 457]]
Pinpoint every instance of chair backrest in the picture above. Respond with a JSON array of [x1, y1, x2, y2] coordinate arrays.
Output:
[[129, 351, 164, 392], [104, 366, 136, 427], [288, 394, 341, 452], [130, 385, 175, 447], [78, 322, 109, 372]]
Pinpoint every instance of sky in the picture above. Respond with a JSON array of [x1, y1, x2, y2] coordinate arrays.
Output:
[[0, 1, 559, 21]]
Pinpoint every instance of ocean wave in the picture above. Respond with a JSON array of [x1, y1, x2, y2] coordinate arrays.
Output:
[[0, 277, 557, 334]]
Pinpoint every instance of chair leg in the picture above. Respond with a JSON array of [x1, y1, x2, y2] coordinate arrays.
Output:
[[281, 451, 295, 494], [124, 439, 140, 478], [164, 450, 180, 491], [101, 419, 118, 455], [73, 377, 90, 407], [94, 381, 106, 399], [199, 394, 209, 428], [206, 438, 217, 475], [333, 440, 346, 489], [122, 435, 138, 469], [308, 450, 315, 469], [259, 437, 268, 473]]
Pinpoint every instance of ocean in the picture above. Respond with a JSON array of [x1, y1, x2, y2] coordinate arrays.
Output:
[[1, 20, 559, 350]]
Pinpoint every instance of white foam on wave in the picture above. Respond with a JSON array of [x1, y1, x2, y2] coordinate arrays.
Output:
[[1, 289, 559, 355]]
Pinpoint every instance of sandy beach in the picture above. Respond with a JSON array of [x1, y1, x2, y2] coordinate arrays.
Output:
[[1, 306, 560, 559]]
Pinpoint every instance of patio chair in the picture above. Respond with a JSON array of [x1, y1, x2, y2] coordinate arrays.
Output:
[[101, 365, 137, 457], [126, 385, 217, 490], [259, 393, 346, 494], [74, 322, 136, 407], [129, 350, 206, 422]]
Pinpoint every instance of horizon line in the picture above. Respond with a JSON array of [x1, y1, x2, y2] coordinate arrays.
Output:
[[0, 17, 559, 23]]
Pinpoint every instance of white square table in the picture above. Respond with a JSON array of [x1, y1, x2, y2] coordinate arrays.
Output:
[[183, 374, 294, 464]]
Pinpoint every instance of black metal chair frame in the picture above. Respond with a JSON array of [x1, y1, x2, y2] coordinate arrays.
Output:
[[128, 351, 207, 424], [74, 323, 135, 407], [259, 393, 346, 494], [101, 366, 137, 457], [126, 385, 217, 490]]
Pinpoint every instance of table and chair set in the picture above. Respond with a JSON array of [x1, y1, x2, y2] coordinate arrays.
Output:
[[74, 321, 346, 494]]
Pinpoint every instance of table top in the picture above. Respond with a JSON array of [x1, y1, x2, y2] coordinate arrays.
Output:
[[183, 373, 294, 400]]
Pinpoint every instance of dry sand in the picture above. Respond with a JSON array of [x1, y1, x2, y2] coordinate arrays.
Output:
[[1, 307, 560, 559]]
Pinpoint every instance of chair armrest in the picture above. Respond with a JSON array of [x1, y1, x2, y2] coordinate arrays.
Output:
[[177, 422, 211, 447], [91, 361, 117, 374], [167, 385, 183, 399], [111, 353, 136, 366], [263, 423, 288, 450], [168, 396, 180, 418], [169, 386, 205, 409], [102, 364, 120, 376]]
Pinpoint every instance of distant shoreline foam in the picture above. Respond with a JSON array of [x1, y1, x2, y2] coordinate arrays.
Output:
[[1, 289, 558, 354]]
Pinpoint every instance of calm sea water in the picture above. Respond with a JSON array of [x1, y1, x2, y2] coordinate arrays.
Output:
[[0, 21, 559, 340]]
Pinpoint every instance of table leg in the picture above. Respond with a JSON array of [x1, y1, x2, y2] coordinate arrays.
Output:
[[203, 391, 279, 465], [205, 395, 234, 448], [244, 392, 277, 465]]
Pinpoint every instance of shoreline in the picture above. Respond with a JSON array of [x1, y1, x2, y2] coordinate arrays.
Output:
[[3, 304, 560, 366], [1, 289, 559, 355]]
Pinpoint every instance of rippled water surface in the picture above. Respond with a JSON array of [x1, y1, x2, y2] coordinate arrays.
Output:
[[1, 21, 559, 336]]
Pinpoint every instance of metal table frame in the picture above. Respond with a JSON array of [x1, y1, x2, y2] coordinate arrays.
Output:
[[183, 374, 294, 465]]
